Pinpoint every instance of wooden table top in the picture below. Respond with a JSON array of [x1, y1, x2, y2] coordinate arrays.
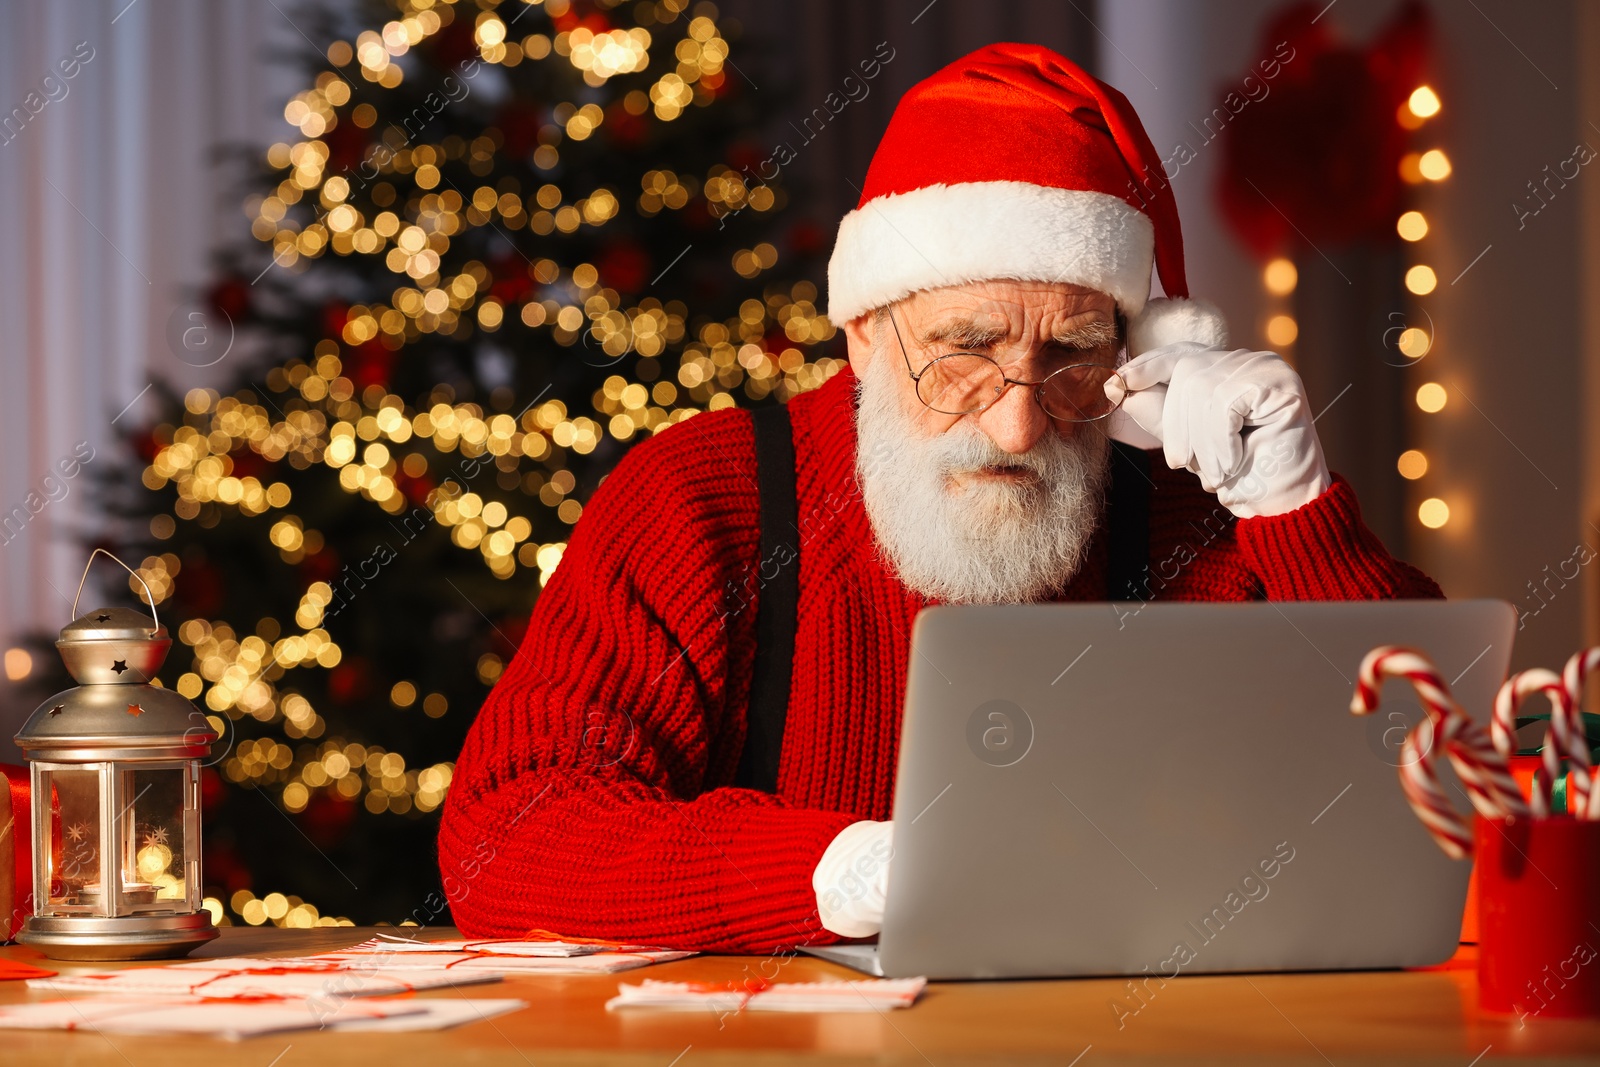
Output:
[[2, 927, 1598, 1065]]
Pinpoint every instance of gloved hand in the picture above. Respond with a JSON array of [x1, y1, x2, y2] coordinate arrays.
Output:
[[1108, 342, 1332, 519], [812, 820, 894, 937]]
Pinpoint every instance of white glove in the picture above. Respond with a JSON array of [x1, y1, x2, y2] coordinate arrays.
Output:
[[1109, 342, 1332, 519], [812, 820, 894, 938]]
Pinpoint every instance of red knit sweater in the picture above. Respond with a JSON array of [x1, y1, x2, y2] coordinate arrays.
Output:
[[437, 364, 1442, 953]]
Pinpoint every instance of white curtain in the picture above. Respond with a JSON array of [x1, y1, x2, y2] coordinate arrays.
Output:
[[0, 0, 303, 656]]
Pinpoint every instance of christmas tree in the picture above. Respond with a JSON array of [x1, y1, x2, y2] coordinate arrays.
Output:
[[98, 0, 837, 928]]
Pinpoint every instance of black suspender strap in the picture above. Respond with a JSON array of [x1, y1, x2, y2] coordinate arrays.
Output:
[[1105, 440, 1152, 602], [734, 404, 800, 793]]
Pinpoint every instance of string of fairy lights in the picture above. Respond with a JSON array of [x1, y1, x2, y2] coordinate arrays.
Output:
[[68, 0, 844, 929], [1259, 81, 1450, 531], [1395, 84, 1451, 530]]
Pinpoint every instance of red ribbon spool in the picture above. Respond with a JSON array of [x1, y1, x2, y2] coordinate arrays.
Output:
[[2, 763, 32, 941]]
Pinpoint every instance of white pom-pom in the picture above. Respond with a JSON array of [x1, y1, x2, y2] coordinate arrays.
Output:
[[1127, 297, 1229, 357]]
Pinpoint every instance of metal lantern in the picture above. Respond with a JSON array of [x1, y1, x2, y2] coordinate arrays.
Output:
[[13, 551, 218, 960]]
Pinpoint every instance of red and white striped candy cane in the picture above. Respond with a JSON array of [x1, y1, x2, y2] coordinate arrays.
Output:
[[1491, 669, 1581, 816], [1560, 647, 1600, 706], [1353, 646, 1463, 722], [1558, 649, 1599, 817], [1353, 646, 1477, 857], [1446, 717, 1530, 820], [1355, 646, 1527, 819], [1495, 669, 1566, 816], [1491, 672, 1524, 759], [1395, 712, 1473, 859]]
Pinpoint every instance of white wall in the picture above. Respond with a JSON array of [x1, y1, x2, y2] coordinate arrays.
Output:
[[1102, 0, 1590, 675], [1419, 1, 1583, 674]]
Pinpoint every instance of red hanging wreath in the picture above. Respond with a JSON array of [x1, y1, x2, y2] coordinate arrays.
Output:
[[1216, 1, 1431, 258]]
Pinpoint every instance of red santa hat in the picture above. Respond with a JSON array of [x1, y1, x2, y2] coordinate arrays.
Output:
[[826, 43, 1227, 357]]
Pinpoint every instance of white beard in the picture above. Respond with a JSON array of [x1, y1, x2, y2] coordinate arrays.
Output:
[[854, 334, 1112, 604]]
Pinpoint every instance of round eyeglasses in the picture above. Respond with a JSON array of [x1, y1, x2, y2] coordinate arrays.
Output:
[[889, 311, 1126, 423]]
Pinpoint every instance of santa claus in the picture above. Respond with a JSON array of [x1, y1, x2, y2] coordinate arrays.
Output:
[[439, 44, 1439, 952]]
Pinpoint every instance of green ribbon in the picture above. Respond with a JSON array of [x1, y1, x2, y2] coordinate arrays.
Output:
[[1513, 711, 1598, 816]]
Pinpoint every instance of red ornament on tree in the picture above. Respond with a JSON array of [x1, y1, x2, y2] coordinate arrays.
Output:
[[606, 102, 647, 147], [199, 766, 227, 814], [227, 449, 268, 483], [323, 120, 370, 174], [426, 18, 480, 69], [208, 277, 250, 322], [496, 100, 544, 159], [597, 240, 651, 294], [788, 220, 826, 258], [321, 301, 350, 340], [297, 546, 342, 587], [398, 471, 436, 507], [345, 339, 395, 391], [488, 252, 534, 306], [328, 657, 375, 705], [136, 431, 164, 464], [173, 556, 225, 618], [727, 141, 763, 174], [298, 792, 357, 849], [201, 840, 251, 895]]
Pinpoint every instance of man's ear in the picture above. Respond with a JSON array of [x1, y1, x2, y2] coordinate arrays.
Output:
[[842, 312, 877, 378]]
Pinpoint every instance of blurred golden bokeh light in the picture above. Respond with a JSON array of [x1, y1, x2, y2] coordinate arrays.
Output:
[[1397, 450, 1428, 480], [1263, 257, 1297, 295], [1398, 327, 1431, 359], [1408, 85, 1441, 119], [1266, 315, 1299, 347], [1396, 211, 1428, 241], [1405, 265, 1438, 295], [1416, 382, 1448, 413]]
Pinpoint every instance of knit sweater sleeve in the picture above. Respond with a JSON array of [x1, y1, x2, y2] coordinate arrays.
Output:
[[437, 410, 854, 953], [1231, 473, 1444, 599]]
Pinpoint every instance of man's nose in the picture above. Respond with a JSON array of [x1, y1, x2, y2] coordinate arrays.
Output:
[[976, 380, 1055, 455]]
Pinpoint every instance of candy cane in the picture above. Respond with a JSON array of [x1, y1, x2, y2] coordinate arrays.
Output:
[[1559, 646, 1600, 707], [1558, 649, 1599, 818], [1353, 647, 1477, 856], [1395, 712, 1473, 859], [1491, 672, 1525, 759], [1353, 646, 1526, 812], [1446, 717, 1531, 821], [1496, 669, 1564, 816], [1524, 667, 1584, 816], [1491, 669, 1582, 816], [1353, 646, 1464, 722]]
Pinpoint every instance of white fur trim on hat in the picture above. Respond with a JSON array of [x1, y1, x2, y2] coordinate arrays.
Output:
[[1125, 296, 1228, 357], [826, 182, 1154, 325]]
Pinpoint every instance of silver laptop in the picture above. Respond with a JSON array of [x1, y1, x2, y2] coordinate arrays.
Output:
[[805, 599, 1513, 979]]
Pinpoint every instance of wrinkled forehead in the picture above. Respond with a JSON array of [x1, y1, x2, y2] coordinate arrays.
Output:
[[898, 282, 1118, 344]]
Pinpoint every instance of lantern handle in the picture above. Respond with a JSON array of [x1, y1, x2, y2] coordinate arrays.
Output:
[[71, 549, 161, 635]]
